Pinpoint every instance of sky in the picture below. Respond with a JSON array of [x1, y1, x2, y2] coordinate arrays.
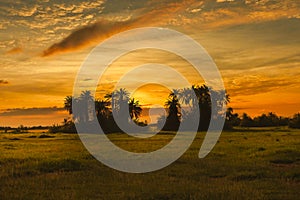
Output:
[[0, 0, 299, 127]]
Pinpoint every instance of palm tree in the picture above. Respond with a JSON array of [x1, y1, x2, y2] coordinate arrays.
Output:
[[165, 93, 181, 117], [193, 85, 211, 131], [104, 93, 113, 109], [128, 98, 142, 120], [79, 90, 93, 101], [163, 92, 181, 131], [105, 88, 131, 130], [64, 95, 81, 121], [64, 96, 73, 115], [225, 107, 234, 121], [178, 87, 194, 107], [194, 85, 210, 105], [210, 89, 230, 117], [224, 107, 240, 130], [106, 88, 129, 112], [115, 88, 129, 101], [78, 90, 94, 123], [95, 99, 110, 119]]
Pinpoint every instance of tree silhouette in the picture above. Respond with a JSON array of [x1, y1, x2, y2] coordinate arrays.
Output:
[[111, 88, 129, 113], [224, 107, 241, 129], [60, 85, 298, 134], [240, 113, 254, 127], [128, 98, 142, 120], [163, 90, 181, 131], [289, 113, 300, 129], [77, 90, 94, 123], [95, 99, 110, 120], [159, 85, 229, 131], [64, 96, 73, 115], [195, 85, 211, 131], [101, 88, 146, 132]]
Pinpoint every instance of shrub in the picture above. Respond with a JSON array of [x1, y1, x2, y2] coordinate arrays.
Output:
[[289, 113, 300, 129]]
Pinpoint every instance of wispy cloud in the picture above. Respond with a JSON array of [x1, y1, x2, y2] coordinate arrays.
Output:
[[174, 0, 299, 28], [0, 106, 69, 127], [41, 0, 196, 56], [0, 107, 64, 117], [225, 75, 299, 97], [5, 47, 23, 55]]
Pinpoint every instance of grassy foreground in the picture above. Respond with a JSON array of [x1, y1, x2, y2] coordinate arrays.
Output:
[[0, 128, 299, 199]]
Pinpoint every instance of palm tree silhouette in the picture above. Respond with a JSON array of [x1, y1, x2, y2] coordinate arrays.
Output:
[[106, 88, 131, 130], [64, 95, 81, 122], [95, 99, 110, 119], [64, 96, 73, 115], [163, 91, 181, 131], [128, 98, 142, 120], [78, 90, 94, 123], [166, 91, 181, 117], [108, 88, 129, 113], [178, 87, 194, 107]]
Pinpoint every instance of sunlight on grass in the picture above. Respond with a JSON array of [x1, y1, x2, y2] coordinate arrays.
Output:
[[0, 128, 299, 199]]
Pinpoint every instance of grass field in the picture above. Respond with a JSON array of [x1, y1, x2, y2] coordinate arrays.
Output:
[[0, 128, 299, 199]]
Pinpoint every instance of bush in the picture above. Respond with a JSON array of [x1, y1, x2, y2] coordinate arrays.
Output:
[[289, 113, 300, 129], [48, 120, 77, 133]]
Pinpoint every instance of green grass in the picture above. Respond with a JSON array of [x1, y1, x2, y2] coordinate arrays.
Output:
[[0, 128, 299, 199]]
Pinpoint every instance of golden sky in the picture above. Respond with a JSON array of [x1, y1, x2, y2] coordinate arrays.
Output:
[[0, 0, 300, 126]]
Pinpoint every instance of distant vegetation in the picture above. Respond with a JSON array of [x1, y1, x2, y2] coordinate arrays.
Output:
[[45, 84, 300, 133], [239, 112, 289, 127], [3, 85, 298, 134], [0, 125, 49, 133], [50, 84, 229, 133], [288, 113, 300, 129], [51, 89, 146, 134]]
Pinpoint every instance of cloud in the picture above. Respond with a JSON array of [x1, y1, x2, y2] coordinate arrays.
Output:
[[0, 22, 7, 30], [0, 106, 69, 126], [41, 0, 196, 57], [41, 0, 300, 57], [225, 75, 298, 97], [0, 80, 9, 85], [42, 19, 135, 56], [3, 4, 38, 17], [5, 47, 23, 55], [173, 0, 300, 29], [217, 0, 235, 2], [17, 5, 38, 17], [0, 107, 64, 117]]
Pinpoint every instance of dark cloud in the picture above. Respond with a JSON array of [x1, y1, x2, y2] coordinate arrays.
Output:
[[0, 80, 9, 85], [231, 107, 255, 111], [42, 20, 130, 56], [0, 107, 65, 117], [41, 0, 196, 56]]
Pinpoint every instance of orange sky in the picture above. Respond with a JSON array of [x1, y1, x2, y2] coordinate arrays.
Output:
[[0, 0, 300, 127]]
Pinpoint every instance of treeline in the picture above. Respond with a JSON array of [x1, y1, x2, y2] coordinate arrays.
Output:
[[50, 89, 146, 133], [235, 112, 300, 129], [157, 85, 228, 131], [49, 84, 300, 133], [0, 125, 50, 133], [52, 84, 228, 133]]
